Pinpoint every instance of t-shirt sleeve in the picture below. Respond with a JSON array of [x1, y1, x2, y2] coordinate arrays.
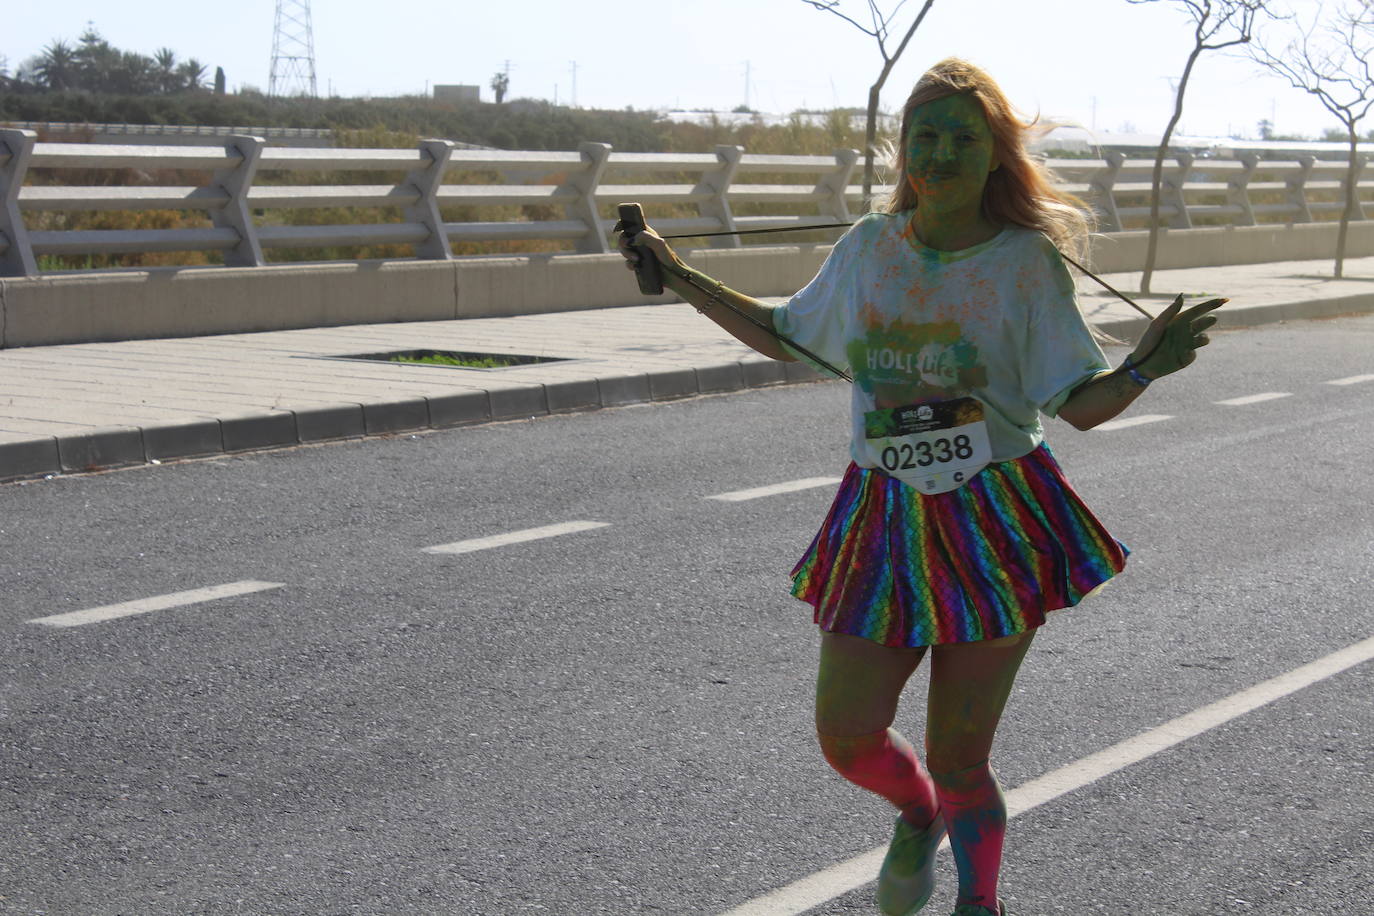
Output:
[[771, 225, 860, 376], [1019, 237, 1112, 417]]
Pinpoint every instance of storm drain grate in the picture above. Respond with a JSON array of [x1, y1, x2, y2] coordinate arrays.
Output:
[[323, 349, 571, 370]]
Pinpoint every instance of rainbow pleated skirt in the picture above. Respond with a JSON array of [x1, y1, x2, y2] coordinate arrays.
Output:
[[790, 444, 1128, 647]]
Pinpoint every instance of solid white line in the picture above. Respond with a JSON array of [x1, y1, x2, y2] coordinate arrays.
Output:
[[1093, 414, 1172, 432], [1215, 392, 1292, 406], [707, 478, 842, 502], [718, 632, 1374, 916], [422, 520, 609, 555], [27, 580, 285, 628], [1325, 373, 1374, 386]]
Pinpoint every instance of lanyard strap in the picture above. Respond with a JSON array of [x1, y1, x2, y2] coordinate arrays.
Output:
[[658, 260, 854, 383]]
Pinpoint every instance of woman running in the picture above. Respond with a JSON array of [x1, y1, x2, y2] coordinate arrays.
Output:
[[618, 57, 1222, 916]]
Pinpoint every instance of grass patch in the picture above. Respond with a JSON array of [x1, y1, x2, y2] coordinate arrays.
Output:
[[386, 350, 554, 368]]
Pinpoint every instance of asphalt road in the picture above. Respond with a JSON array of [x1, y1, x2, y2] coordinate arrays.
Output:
[[1, 314, 1371, 916]]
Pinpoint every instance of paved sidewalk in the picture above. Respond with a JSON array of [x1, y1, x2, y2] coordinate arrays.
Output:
[[2, 255, 1372, 483]]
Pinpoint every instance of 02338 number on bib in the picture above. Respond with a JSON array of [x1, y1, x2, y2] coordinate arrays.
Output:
[[863, 397, 992, 494]]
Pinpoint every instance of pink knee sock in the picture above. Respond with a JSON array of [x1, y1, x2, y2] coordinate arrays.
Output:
[[930, 758, 1005, 910], [817, 728, 939, 827]]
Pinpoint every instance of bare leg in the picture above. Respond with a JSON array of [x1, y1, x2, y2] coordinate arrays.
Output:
[[926, 630, 1036, 912], [814, 631, 937, 826]]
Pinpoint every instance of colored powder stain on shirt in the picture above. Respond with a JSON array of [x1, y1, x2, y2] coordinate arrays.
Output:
[[774, 212, 1110, 464], [901, 219, 950, 269], [939, 267, 997, 326]]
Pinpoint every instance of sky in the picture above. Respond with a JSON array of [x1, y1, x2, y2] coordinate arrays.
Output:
[[3, 0, 1358, 141]]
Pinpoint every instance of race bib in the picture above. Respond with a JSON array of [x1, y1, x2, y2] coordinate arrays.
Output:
[[863, 397, 992, 494]]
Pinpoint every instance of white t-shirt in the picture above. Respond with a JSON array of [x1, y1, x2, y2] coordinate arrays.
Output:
[[773, 212, 1110, 466]]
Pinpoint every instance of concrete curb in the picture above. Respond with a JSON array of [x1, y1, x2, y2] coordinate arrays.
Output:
[[0, 358, 826, 483], [2, 284, 1371, 485]]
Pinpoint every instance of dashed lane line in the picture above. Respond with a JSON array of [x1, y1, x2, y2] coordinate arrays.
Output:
[[707, 478, 844, 502], [1215, 392, 1292, 406], [421, 520, 610, 555], [1092, 414, 1172, 432], [26, 580, 286, 628], [718, 632, 1374, 916], [1326, 373, 1374, 386]]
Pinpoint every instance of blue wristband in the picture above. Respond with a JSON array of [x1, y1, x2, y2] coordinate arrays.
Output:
[[1122, 355, 1152, 388]]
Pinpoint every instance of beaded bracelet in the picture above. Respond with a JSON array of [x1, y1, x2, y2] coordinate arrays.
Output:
[[698, 278, 726, 314], [1122, 354, 1152, 388], [675, 266, 725, 314]]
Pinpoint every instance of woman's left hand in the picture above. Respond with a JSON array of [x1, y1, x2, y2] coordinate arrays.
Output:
[[1131, 294, 1227, 379]]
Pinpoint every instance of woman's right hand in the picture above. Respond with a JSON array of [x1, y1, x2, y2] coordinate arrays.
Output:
[[615, 221, 682, 275]]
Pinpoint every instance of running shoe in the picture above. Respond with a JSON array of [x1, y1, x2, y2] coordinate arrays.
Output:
[[877, 811, 946, 915], [950, 899, 1006, 916]]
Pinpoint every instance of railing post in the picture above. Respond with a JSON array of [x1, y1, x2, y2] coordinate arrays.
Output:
[[1363, 153, 1372, 221], [1090, 151, 1124, 232], [406, 138, 456, 260], [1288, 155, 1315, 223], [1344, 153, 1371, 221], [819, 148, 860, 222], [0, 129, 38, 278], [1227, 152, 1259, 227], [697, 145, 743, 249], [213, 135, 266, 266], [1164, 152, 1194, 228], [566, 141, 611, 254]]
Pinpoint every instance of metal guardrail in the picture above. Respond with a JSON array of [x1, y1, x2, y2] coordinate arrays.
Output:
[[2, 121, 335, 140], [0, 128, 1369, 277]]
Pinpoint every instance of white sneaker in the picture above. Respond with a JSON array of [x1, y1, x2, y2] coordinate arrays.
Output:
[[876, 811, 946, 916]]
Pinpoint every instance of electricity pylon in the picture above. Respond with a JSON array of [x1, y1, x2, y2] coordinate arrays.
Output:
[[269, 0, 317, 98]]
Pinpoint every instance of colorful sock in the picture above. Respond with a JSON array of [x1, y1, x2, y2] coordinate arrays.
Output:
[[817, 727, 939, 826], [930, 758, 1005, 910]]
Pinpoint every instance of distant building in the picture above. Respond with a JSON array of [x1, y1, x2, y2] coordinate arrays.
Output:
[[434, 84, 480, 103]]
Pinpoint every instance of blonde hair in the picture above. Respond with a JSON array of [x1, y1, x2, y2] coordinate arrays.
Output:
[[880, 58, 1095, 259]]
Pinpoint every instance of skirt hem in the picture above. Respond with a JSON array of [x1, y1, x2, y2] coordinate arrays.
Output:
[[789, 444, 1127, 648]]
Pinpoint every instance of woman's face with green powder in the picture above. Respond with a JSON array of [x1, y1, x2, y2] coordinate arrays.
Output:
[[904, 93, 999, 219]]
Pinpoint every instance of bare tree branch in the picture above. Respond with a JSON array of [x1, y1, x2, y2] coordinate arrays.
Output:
[[884, 0, 914, 32], [1124, 0, 1273, 293], [801, 1, 881, 39], [1248, 0, 1373, 276], [801, 0, 938, 210]]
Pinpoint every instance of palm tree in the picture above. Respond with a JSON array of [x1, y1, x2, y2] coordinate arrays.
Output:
[[153, 47, 178, 93], [34, 39, 77, 90], [177, 58, 208, 91], [115, 50, 157, 95]]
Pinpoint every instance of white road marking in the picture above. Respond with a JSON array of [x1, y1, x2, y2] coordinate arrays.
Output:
[[27, 580, 285, 628], [1093, 414, 1172, 432], [1215, 392, 1292, 406], [1326, 373, 1374, 386], [422, 520, 609, 555], [718, 632, 1374, 916], [707, 478, 843, 502]]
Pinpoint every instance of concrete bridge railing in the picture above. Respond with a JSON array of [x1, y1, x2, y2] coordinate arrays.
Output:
[[0, 128, 1370, 348], [2, 129, 1370, 278], [0, 131, 871, 276]]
